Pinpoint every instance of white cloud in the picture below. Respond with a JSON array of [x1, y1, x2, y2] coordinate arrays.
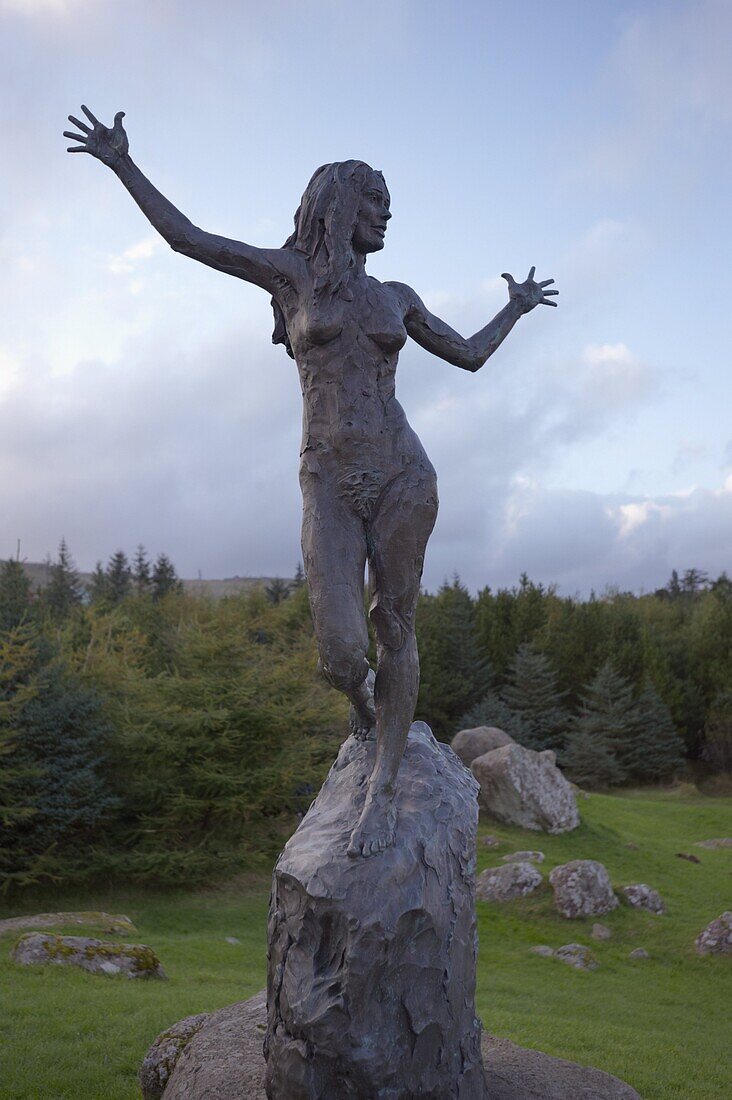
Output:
[[580, 342, 655, 410], [107, 236, 161, 275]]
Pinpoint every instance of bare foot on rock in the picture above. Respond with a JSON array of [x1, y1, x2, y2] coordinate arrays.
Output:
[[349, 669, 376, 742], [347, 789, 396, 858]]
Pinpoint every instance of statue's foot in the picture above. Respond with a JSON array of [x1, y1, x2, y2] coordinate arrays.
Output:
[[349, 669, 376, 742], [349, 708, 376, 742], [347, 792, 396, 858]]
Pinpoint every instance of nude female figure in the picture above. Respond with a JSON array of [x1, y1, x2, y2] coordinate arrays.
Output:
[[64, 107, 558, 858]]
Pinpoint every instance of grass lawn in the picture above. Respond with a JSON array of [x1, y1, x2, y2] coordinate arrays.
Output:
[[1, 788, 730, 1099]]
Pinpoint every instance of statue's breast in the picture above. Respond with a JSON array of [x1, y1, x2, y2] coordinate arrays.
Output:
[[289, 278, 407, 356], [361, 280, 408, 353]]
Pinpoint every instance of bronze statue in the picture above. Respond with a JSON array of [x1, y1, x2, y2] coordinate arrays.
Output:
[[65, 107, 558, 859]]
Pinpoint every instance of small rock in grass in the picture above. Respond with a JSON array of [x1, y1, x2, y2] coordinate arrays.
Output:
[[625, 843, 639, 851], [555, 943, 597, 970], [629, 948, 650, 960], [530, 945, 555, 957], [695, 838, 732, 850], [676, 852, 701, 864], [502, 850, 545, 864], [591, 923, 612, 940], [695, 911, 732, 956], [476, 861, 543, 902], [10, 933, 166, 979], [549, 860, 619, 919], [225, 937, 241, 945], [482, 835, 502, 848], [0, 911, 136, 937], [622, 884, 666, 915]]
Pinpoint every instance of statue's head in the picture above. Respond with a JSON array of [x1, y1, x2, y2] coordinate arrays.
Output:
[[272, 161, 391, 357], [291, 160, 391, 262]]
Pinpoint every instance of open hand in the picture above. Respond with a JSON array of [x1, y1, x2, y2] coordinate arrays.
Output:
[[64, 105, 129, 167], [501, 267, 558, 313]]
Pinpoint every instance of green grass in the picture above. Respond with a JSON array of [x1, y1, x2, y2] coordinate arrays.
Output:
[[1, 790, 730, 1099], [475, 788, 732, 1100]]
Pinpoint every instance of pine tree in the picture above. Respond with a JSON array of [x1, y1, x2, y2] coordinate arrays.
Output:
[[106, 551, 132, 604], [292, 562, 306, 589], [625, 681, 685, 782], [43, 539, 83, 620], [133, 545, 151, 595], [152, 554, 182, 600], [681, 568, 708, 596], [702, 691, 732, 774], [10, 657, 118, 854], [564, 659, 638, 786], [0, 628, 40, 883], [88, 561, 109, 605], [562, 727, 625, 789], [456, 690, 525, 741], [666, 569, 682, 601], [0, 559, 33, 630], [500, 643, 569, 751], [266, 577, 291, 605], [416, 576, 492, 738]]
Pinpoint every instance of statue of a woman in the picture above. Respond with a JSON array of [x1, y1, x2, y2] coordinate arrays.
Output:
[[65, 107, 558, 858]]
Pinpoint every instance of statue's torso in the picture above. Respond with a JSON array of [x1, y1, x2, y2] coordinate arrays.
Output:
[[284, 276, 434, 510]]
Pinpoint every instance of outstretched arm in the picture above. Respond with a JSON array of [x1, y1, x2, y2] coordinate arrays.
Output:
[[64, 106, 302, 294], [389, 268, 558, 373]]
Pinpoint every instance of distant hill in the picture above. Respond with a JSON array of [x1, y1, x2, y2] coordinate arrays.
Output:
[[18, 562, 291, 600]]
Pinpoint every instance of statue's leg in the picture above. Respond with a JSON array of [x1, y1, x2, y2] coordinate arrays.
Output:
[[347, 464, 438, 858], [301, 481, 375, 737]]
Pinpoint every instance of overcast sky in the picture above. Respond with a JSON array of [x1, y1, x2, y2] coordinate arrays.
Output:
[[1, 0, 730, 594]]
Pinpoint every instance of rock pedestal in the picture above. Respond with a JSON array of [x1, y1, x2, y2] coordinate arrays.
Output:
[[140, 991, 642, 1100], [265, 722, 486, 1100]]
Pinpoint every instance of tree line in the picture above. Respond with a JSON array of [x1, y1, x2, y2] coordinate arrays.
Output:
[[416, 571, 731, 784], [1, 546, 730, 891]]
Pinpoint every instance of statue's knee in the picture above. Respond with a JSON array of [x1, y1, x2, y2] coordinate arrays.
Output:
[[318, 645, 369, 692], [369, 594, 408, 651]]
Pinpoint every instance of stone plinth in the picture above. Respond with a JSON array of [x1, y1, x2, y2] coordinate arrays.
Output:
[[140, 991, 642, 1100], [265, 722, 486, 1100]]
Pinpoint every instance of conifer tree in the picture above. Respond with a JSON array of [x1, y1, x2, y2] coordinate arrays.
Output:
[[562, 726, 625, 789], [292, 562, 306, 589], [456, 690, 524, 741], [702, 690, 732, 774], [88, 561, 109, 605], [133, 544, 151, 595], [416, 576, 491, 738], [106, 550, 132, 604], [43, 539, 83, 620], [0, 628, 39, 877], [625, 681, 685, 782], [500, 642, 569, 751], [0, 559, 33, 630], [10, 656, 118, 854], [564, 659, 638, 786], [665, 569, 682, 601], [266, 577, 291, 605], [152, 553, 182, 600]]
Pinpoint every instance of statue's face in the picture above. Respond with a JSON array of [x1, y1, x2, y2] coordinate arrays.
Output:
[[352, 174, 391, 255]]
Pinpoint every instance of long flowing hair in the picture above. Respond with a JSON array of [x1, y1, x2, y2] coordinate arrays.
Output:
[[271, 160, 386, 358]]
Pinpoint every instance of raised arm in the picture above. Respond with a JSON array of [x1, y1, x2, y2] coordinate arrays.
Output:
[[388, 268, 558, 373], [64, 106, 302, 294]]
